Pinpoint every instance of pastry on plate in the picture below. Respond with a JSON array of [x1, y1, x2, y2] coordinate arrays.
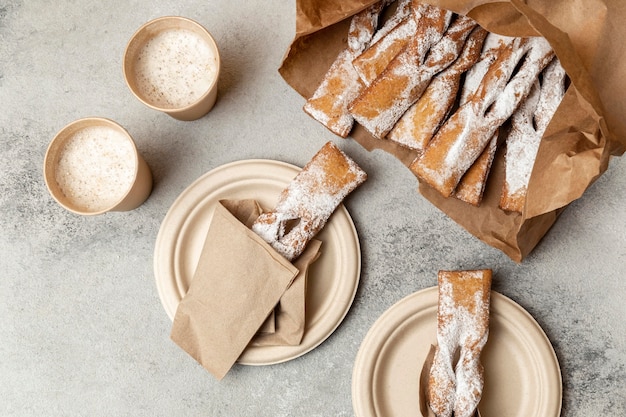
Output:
[[428, 269, 492, 417], [252, 141, 367, 261]]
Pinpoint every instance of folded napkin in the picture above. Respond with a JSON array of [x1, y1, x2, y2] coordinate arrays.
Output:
[[171, 199, 321, 380], [251, 238, 321, 347]]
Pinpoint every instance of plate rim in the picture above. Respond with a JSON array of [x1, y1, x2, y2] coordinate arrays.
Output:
[[153, 158, 362, 365], [352, 286, 563, 417]]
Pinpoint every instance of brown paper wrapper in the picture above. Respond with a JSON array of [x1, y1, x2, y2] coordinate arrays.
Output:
[[279, 0, 626, 262], [170, 199, 320, 380], [419, 344, 437, 417], [251, 239, 321, 346]]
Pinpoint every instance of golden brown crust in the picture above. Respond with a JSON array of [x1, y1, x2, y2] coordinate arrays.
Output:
[[387, 26, 487, 151], [412, 36, 555, 198], [302, 2, 385, 137], [428, 269, 492, 417], [351, 0, 423, 86], [454, 131, 498, 206], [348, 6, 460, 139], [251, 141, 367, 261]]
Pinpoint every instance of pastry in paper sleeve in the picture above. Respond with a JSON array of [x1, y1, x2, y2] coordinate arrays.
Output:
[[427, 269, 492, 417], [252, 141, 367, 261], [171, 142, 366, 380], [279, 0, 626, 261], [302, 1, 387, 137]]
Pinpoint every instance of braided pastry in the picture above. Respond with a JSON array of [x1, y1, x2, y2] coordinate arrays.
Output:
[[302, 1, 386, 137], [348, 6, 463, 139], [387, 26, 487, 151], [351, 0, 420, 86], [500, 57, 567, 212], [428, 269, 492, 417], [412, 35, 555, 197], [251, 141, 366, 261]]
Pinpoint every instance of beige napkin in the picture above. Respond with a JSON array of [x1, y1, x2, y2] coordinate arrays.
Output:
[[251, 238, 321, 346], [170, 199, 320, 380]]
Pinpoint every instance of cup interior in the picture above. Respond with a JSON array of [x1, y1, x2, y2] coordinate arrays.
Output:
[[123, 16, 221, 113], [44, 118, 140, 215]]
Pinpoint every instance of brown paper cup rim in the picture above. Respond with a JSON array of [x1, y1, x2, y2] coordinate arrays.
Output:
[[43, 117, 150, 215], [122, 16, 221, 120]]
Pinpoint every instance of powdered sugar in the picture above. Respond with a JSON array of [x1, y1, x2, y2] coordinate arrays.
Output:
[[370, 0, 412, 45], [252, 142, 366, 261], [388, 26, 486, 151], [303, 3, 382, 137], [414, 35, 555, 198], [352, 15, 418, 85], [350, 11, 481, 139], [429, 270, 491, 417], [304, 50, 364, 137], [347, 1, 386, 54], [501, 57, 566, 212]]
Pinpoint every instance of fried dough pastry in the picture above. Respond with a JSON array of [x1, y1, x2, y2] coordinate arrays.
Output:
[[348, 6, 464, 139], [351, 0, 421, 86], [454, 131, 498, 206], [251, 141, 367, 261], [302, 1, 386, 137], [428, 269, 492, 417], [412, 35, 555, 197], [387, 26, 487, 151], [500, 57, 566, 212]]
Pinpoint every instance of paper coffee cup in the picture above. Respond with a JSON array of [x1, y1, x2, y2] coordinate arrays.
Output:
[[123, 16, 221, 121], [44, 117, 153, 215]]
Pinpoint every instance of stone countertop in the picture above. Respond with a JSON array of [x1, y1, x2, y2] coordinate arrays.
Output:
[[1, 1, 624, 416]]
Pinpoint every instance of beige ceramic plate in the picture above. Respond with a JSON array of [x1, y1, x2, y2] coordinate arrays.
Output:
[[352, 287, 562, 417], [154, 159, 361, 365]]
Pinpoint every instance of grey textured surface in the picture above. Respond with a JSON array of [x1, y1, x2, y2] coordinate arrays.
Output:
[[1, 1, 625, 416]]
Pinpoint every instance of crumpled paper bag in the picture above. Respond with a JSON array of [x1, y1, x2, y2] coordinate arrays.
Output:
[[279, 0, 626, 262], [170, 199, 320, 380]]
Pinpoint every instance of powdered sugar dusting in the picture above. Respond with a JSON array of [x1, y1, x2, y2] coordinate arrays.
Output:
[[388, 71, 457, 150], [388, 27, 486, 151], [350, 8, 470, 138], [490, 37, 554, 123], [501, 57, 566, 212], [352, 15, 418, 85], [428, 270, 491, 417], [252, 142, 366, 261], [414, 36, 556, 198], [455, 131, 498, 206], [460, 33, 514, 105], [303, 3, 382, 137], [304, 50, 364, 137]]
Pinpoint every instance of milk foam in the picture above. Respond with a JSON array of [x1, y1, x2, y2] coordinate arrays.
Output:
[[55, 126, 136, 212], [134, 28, 218, 108]]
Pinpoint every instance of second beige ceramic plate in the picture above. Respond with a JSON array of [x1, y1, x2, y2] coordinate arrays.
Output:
[[352, 287, 562, 417], [154, 159, 361, 365]]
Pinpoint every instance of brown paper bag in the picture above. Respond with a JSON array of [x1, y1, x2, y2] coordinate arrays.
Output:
[[279, 0, 626, 262], [170, 199, 320, 380]]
